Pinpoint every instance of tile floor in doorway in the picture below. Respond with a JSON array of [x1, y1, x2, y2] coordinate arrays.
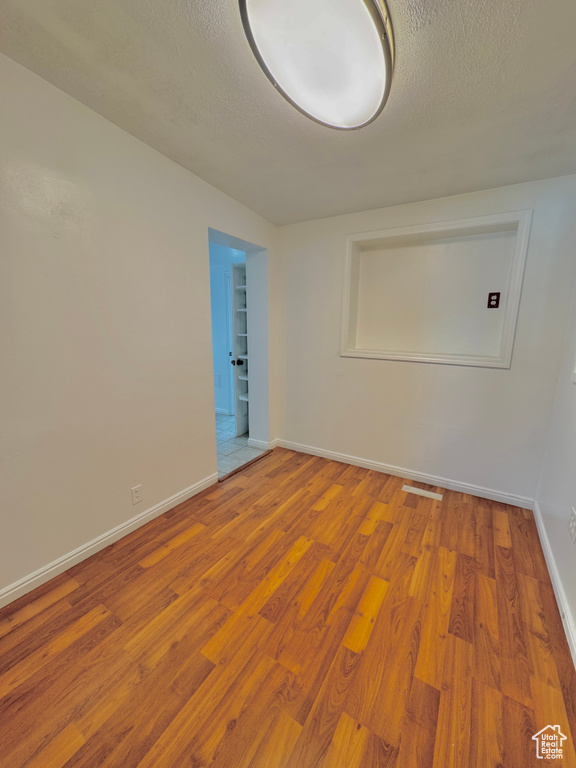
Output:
[[216, 413, 266, 478]]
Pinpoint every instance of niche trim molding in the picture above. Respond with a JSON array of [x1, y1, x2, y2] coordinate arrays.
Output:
[[340, 210, 532, 368]]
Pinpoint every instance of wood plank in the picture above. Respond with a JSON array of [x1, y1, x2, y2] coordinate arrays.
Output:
[[508, 508, 550, 582], [263, 557, 336, 664], [0, 605, 112, 699], [284, 646, 362, 768], [518, 574, 561, 689], [493, 508, 512, 548], [81, 563, 177, 623], [321, 712, 371, 768], [23, 723, 85, 768], [201, 536, 313, 665], [66, 515, 194, 592], [448, 552, 476, 644], [367, 474, 404, 504], [0, 578, 79, 640], [473, 572, 501, 690], [325, 502, 374, 561], [0, 573, 78, 622], [366, 500, 396, 524], [0, 598, 74, 669], [168, 534, 240, 597], [373, 513, 411, 581], [343, 574, 389, 653], [346, 591, 421, 745], [360, 520, 394, 573], [245, 709, 302, 768], [284, 605, 356, 725], [311, 483, 344, 511], [207, 661, 299, 768], [277, 572, 355, 691], [396, 677, 440, 768], [402, 505, 429, 556], [408, 546, 436, 600], [210, 527, 288, 609], [297, 546, 370, 638], [124, 592, 228, 669], [414, 546, 457, 690], [64, 655, 215, 768], [137, 521, 206, 568], [421, 498, 443, 550], [135, 652, 276, 768], [0, 632, 139, 766], [474, 497, 495, 578], [360, 732, 399, 766], [440, 491, 475, 557], [469, 678, 503, 768], [501, 695, 537, 768], [431, 634, 473, 768], [495, 544, 533, 707], [258, 542, 333, 624]]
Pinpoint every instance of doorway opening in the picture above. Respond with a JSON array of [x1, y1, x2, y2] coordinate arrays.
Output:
[[208, 229, 270, 478]]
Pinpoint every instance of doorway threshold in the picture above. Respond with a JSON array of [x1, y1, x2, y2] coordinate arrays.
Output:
[[218, 450, 273, 482]]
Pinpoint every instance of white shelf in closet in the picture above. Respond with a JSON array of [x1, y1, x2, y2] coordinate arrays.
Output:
[[231, 261, 249, 435]]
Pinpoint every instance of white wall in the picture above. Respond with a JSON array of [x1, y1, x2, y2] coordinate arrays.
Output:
[[246, 247, 271, 445], [0, 53, 278, 602], [279, 176, 576, 503], [536, 274, 576, 649]]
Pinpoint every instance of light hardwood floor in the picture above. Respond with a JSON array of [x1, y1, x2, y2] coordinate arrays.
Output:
[[1, 448, 575, 767]]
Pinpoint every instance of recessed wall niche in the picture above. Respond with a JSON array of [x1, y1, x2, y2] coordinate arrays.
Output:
[[340, 211, 532, 368]]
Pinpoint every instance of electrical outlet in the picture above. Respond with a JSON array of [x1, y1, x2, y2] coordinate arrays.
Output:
[[487, 292, 501, 309], [568, 508, 576, 544], [132, 485, 143, 505]]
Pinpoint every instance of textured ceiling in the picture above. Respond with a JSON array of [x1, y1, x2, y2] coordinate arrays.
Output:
[[1, 0, 576, 225]]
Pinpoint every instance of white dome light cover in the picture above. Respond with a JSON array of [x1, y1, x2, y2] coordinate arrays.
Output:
[[240, 0, 394, 130]]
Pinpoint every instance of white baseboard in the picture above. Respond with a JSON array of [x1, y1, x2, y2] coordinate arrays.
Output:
[[533, 502, 576, 666], [0, 472, 218, 610], [247, 437, 280, 451], [277, 440, 534, 510]]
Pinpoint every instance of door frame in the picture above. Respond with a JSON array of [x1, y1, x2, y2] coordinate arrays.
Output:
[[208, 228, 270, 449]]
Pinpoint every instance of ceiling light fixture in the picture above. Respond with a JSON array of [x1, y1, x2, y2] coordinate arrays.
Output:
[[239, 0, 394, 130]]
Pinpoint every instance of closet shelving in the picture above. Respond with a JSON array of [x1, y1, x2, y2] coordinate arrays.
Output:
[[233, 264, 249, 431]]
